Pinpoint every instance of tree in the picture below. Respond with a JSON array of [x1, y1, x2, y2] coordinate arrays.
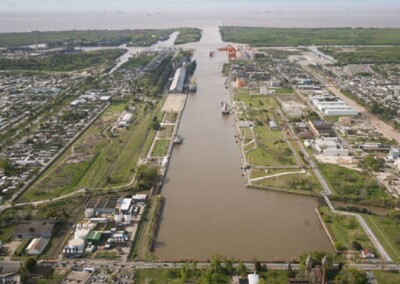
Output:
[[225, 258, 234, 275], [24, 257, 37, 273], [151, 120, 160, 130], [210, 254, 222, 273], [334, 268, 366, 284], [236, 261, 247, 277], [352, 240, 362, 251], [287, 263, 296, 278], [136, 165, 161, 190]]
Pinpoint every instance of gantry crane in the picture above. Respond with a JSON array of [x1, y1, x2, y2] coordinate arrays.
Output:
[[217, 44, 237, 62]]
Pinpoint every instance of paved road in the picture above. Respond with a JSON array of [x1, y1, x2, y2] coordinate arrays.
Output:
[[296, 64, 394, 262], [339, 211, 392, 262], [286, 123, 333, 196], [303, 65, 400, 145], [36, 259, 400, 271]]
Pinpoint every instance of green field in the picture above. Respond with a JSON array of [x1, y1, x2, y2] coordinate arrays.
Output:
[[251, 168, 322, 194], [363, 214, 400, 262], [319, 46, 400, 65], [120, 52, 157, 69], [0, 49, 126, 71], [134, 268, 231, 284], [0, 29, 175, 47], [235, 89, 298, 167], [319, 207, 375, 252], [319, 164, 393, 207], [220, 27, 400, 46], [373, 271, 400, 284], [18, 102, 161, 202], [151, 139, 170, 157], [174, 28, 202, 45]]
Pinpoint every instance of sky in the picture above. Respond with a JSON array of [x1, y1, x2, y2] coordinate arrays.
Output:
[[1, 0, 400, 13]]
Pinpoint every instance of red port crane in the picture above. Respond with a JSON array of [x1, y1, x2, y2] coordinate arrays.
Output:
[[218, 44, 237, 62]]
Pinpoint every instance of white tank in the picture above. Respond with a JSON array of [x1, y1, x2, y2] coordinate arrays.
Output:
[[123, 214, 132, 223], [114, 214, 123, 223], [85, 208, 94, 218], [68, 238, 85, 251], [74, 228, 90, 240], [248, 273, 259, 284]]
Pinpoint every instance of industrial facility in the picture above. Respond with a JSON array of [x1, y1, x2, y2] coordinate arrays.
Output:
[[63, 194, 146, 258], [309, 93, 358, 116]]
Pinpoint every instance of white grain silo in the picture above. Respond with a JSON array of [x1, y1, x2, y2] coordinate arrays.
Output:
[[114, 214, 123, 223], [123, 214, 132, 223], [74, 228, 90, 240], [68, 238, 85, 251]]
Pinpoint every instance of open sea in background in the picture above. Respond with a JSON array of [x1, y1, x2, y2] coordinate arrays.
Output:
[[1, 0, 400, 32]]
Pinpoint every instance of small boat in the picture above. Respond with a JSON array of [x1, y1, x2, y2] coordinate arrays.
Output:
[[221, 101, 230, 115], [173, 134, 183, 144], [189, 80, 197, 93], [209, 51, 215, 57]]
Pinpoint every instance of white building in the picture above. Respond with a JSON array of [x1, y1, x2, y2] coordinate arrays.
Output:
[[119, 113, 134, 127], [315, 137, 349, 157], [26, 238, 49, 255], [169, 66, 187, 93], [310, 93, 358, 116], [386, 148, 400, 162]]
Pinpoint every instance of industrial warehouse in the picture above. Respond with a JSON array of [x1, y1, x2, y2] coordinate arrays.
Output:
[[63, 194, 146, 259], [309, 93, 358, 116]]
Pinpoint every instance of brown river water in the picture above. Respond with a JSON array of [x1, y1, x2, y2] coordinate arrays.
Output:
[[154, 27, 333, 261]]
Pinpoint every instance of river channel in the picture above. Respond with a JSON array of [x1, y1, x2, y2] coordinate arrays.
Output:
[[154, 27, 333, 261]]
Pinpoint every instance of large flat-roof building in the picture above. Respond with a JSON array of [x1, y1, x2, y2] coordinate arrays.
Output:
[[310, 93, 358, 116], [85, 196, 118, 215], [307, 120, 335, 138], [169, 66, 187, 93], [14, 220, 56, 239]]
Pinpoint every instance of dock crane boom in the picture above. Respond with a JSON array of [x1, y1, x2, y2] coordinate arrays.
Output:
[[217, 44, 237, 62]]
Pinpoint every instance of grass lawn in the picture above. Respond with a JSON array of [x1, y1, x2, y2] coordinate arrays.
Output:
[[319, 206, 375, 252], [319, 164, 393, 207], [95, 251, 120, 260], [20, 104, 162, 201], [373, 271, 400, 284], [134, 268, 231, 284], [235, 89, 298, 167], [363, 214, 400, 262], [247, 139, 297, 166], [251, 168, 322, 194], [259, 270, 289, 284], [19, 102, 161, 202], [151, 139, 170, 157], [0, 225, 16, 242], [274, 87, 294, 94]]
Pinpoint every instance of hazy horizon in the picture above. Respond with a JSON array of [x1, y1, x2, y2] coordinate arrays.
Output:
[[1, 0, 400, 32], [2, 0, 400, 13]]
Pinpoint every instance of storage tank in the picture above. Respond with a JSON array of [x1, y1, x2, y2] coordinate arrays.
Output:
[[74, 228, 90, 240], [123, 214, 132, 223], [114, 214, 123, 223], [85, 208, 94, 218], [68, 238, 85, 251], [248, 273, 259, 284]]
